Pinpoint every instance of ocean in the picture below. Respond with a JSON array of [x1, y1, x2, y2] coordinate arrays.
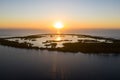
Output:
[[0, 29, 120, 80], [0, 29, 120, 39]]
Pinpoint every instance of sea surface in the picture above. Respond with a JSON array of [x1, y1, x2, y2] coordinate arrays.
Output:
[[0, 29, 120, 80], [0, 29, 120, 39]]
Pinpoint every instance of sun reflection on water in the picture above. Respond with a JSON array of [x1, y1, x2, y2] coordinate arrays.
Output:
[[55, 36, 62, 41]]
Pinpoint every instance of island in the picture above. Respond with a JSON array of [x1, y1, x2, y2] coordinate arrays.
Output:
[[0, 34, 120, 54]]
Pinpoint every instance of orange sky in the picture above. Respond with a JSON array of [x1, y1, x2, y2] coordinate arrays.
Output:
[[0, 0, 120, 29], [1, 18, 120, 29]]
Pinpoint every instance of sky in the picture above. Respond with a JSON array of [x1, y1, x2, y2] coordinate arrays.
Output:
[[0, 0, 120, 29]]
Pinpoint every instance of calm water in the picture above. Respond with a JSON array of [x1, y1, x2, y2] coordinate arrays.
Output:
[[7, 34, 112, 48], [0, 29, 120, 39], [1, 29, 120, 80], [1, 45, 120, 80]]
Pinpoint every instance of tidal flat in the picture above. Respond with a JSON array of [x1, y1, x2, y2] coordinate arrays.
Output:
[[0, 34, 120, 53]]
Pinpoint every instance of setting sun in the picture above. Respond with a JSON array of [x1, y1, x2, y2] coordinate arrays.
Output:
[[54, 22, 64, 29]]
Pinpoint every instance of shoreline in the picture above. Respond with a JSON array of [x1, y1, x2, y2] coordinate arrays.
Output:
[[0, 34, 120, 54]]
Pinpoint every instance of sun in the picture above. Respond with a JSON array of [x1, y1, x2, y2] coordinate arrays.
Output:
[[54, 22, 64, 29]]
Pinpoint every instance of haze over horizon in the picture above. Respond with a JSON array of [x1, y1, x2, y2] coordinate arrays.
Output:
[[0, 0, 120, 29]]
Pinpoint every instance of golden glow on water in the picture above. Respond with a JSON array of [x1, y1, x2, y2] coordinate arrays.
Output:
[[55, 36, 62, 41], [57, 30, 61, 34]]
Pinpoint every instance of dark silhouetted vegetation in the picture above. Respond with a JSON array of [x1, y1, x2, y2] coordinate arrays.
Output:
[[62, 42, 120, 53], [1, 34, 120, 53], [0, 38, 39, 50]]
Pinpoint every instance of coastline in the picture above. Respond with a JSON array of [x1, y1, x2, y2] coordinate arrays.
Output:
[[0, 34, 120, 54]]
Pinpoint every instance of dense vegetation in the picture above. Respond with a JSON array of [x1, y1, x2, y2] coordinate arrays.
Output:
[[1, 34, 120, 53], [62, 42, 120, 53]]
